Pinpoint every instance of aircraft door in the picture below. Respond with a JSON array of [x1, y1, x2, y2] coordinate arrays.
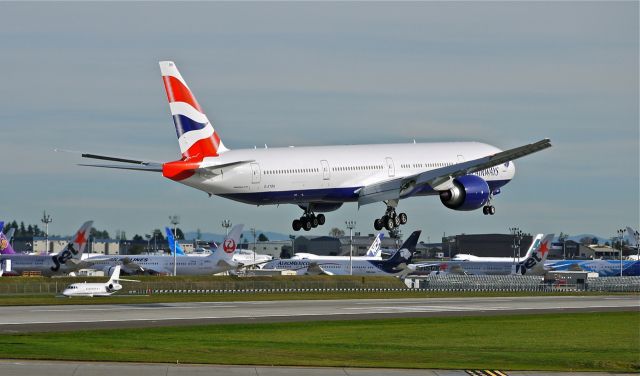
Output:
[[250, 162, 261, 184], [320, 160, 330, 180], [385, 157, 395, 177]]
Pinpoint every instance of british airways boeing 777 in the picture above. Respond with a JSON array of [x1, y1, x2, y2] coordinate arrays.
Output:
[[74, 61, 551, 231]]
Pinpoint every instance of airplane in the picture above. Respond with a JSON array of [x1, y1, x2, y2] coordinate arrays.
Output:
[[544, 259, 640, 277], [413, 234, 554, 276], [69, 61, 552, 232], [0, 221, 93, 277], [262, 230, 420, 276], [291, 232, 385, 261], [62, 265, 139, 297], [83, 224, 244, 275], [165, 227, 186, 256], [231, 248, 273, 266], [451, 234, 544, 262]]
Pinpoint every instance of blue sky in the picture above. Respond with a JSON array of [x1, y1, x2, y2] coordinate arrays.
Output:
[[0, 2, 637, 242]]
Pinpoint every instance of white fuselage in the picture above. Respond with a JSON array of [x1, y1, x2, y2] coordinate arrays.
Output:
[[177, 142, 515, 206], [63, 282, 115, 297], [85, 255, 235, 276], [262, 257, 406, 276]]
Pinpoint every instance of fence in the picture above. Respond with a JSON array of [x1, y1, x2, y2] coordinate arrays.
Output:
[[0, 275, 638, 296]]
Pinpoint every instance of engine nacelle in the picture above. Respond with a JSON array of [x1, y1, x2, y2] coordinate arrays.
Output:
[[439, 175, 490, 211], [299, 203, 343, 213], [107, 283, 122, 292]]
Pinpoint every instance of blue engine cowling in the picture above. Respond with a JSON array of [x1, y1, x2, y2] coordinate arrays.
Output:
[[439, 175, 490, 211]]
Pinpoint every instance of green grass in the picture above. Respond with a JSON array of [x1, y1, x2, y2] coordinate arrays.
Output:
[[1, 290, 634, 306], [2, 312, 638, 372]]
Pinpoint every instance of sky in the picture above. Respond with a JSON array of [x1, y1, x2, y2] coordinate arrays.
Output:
[[0, 2, 638, 242]]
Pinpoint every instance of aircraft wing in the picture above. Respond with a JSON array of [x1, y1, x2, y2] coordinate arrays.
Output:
[[305, 262, 336, 276], [357, 138, 551, 206]]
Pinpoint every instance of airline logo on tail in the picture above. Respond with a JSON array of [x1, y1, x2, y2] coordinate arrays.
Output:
[[223, 238, 237, 254], [160, 61, 228, 161], [165, 227, 186, 256], [365, 233, 384, 257], [515, 234, 553, 275], [51, 221, 93, 272]]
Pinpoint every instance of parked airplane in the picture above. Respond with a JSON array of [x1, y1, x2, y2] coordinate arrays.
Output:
[[71, 61, 551, 232], [62, 266, 139, 297], [291, 233, 385, 261], [0, 221, 93, 277], [165, 227, 186, 256], [262, 230, 420, 276], [232, 248, 273, 266], [84, 224, 244, 275], [451, 234, 544, 262], [414, 234, 554, 276], [544, 259, 640, 277]]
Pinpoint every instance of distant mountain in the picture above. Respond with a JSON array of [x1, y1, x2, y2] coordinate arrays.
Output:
[[184, 230, 293, 243]]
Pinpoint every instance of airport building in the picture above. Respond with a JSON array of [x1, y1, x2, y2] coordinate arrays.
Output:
[[441, 233, 535, 259]]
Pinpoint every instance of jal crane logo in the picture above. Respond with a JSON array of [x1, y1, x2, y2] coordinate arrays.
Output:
[[223, 239, 237, 254]]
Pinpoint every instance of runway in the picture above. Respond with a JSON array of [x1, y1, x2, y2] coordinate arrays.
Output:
[[0, 295, 637, 333], [0, 360, 636, 376]]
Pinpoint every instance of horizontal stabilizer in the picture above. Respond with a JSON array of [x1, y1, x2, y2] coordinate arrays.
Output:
[[78, 164, 162, 172]]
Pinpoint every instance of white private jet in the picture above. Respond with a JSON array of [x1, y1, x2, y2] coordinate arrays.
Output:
[[72, 61, 551, 232], [62, 265, 139, 297], [292, 232, 385, 261]]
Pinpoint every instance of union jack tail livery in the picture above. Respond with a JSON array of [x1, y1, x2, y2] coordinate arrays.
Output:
[[160, 61, 228, 160]]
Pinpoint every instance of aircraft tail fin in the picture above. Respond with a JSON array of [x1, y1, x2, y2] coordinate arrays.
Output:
[[516, 234, 554, 275], [107, 265, 121, 284], [212, 224, 244, 265], [159, 61, 228, 161], [165, 227, 186, 256], [520, 234, 544, 261], [365, 233, 384, 258], [69, 221, 93, 259], [627, 227, 639, 247], [384, 230, 421, 268], [0, 231, 16, 255]]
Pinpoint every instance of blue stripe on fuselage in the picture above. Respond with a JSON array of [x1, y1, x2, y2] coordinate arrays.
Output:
[[218, 179, 512, 205]]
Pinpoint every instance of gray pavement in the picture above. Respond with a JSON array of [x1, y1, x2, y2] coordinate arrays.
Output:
[[0, 295, 637, 333], [0, 360, 635, 376]]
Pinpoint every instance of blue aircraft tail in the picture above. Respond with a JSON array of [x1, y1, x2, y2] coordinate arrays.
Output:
[[376, 230, 421, 274], [165, 227, 185, 256]]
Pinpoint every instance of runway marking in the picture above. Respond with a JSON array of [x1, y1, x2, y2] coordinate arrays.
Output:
[[33, 305, 238, 312]]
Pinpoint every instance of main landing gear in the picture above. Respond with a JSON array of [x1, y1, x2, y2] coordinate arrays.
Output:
[[482, 205, 496, 215], [292, 210, 326, 232], [373, 204, 408, 231]]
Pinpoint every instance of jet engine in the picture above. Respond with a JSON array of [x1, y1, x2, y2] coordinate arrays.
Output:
[[107, 283, 122, 292], [439, 175, 490, 211]]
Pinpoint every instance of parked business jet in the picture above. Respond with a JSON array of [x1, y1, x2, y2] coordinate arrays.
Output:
[[62, 266, 139, 297], [0, 221, 93, 276], [414, 234, 554, 276], [262, 230, 420, 276], [292, 233, 385, 261], [84, 224, 244, 275], [72, 61, 551, 231], [451, 234, 544, 262]]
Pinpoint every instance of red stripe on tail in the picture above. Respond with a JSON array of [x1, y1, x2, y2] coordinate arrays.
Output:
[[162, 76, 203, 112]]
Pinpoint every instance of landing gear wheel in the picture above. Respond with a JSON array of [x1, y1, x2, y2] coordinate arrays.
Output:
[[384, 216, 395, 231], [292, 219, 302, 231], [374, 218, 383, 231], [482, 206, 489, 215], [311, 216, 319, 228], [398, 212, 408, 224], [393, 214, 401, 227], [302, 218, 312, 231], [489, 206, 496, 215], [317, 214, 326, 225]]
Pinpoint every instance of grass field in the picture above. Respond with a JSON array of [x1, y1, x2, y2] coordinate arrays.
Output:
[[0, 290, 635, 306], [1, 312, 638, 372]]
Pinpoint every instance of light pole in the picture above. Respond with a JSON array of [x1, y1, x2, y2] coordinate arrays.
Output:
[[41, 211, 52, 254], [289, 235, 295, 257], [221, 220, 232, 237], [617, 228, 625, 276], [169, 215, 180, 276], [345, 220, 356, 275], [509, 227, 522, 268]]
